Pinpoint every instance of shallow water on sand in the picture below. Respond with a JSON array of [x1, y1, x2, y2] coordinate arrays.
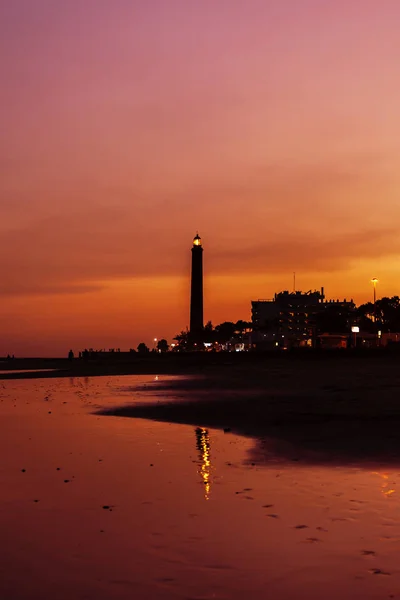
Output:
[[1, 375, 400, 599], [0, 369, 57, 374]]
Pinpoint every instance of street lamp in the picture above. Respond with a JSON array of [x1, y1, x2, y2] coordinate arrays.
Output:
[[371, 278, 378, 322], [351, 326, 359, 348]]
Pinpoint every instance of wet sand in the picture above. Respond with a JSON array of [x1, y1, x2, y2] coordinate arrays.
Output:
[[98, 356, 400, 465], [2, 365, 400, 598]]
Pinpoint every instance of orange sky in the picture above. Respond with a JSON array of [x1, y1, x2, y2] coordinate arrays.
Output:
[[1, 1, 400, 356]]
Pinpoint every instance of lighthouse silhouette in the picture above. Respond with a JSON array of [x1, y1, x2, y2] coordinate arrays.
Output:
[[190, 233, 204, 342]]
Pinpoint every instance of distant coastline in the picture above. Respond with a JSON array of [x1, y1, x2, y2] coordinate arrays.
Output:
[[1, 347, 400, 380]]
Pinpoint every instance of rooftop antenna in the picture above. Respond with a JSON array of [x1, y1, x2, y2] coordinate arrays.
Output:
[[293, 272, 296, 293]]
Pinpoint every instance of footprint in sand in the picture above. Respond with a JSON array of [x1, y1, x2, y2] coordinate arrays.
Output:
[[361, 550, 376, 556], [369, 568, 390, 576], [294, 525, 308, 529]]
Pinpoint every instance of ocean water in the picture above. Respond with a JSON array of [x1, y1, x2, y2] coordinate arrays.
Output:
[[0, 375, 399, 599]]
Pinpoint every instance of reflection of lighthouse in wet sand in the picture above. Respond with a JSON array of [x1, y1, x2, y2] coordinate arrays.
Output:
[[195, 427, 211, 500]]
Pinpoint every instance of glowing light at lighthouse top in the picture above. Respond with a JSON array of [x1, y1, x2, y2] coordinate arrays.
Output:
[[193, 233, 202, 246]]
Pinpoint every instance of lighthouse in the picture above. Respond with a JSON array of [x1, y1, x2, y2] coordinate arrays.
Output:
[[190, 233, 204, 341]]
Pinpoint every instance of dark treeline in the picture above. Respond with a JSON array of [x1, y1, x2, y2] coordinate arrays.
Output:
[[357, 296, 400, 332], [173, 320, 252, 350]]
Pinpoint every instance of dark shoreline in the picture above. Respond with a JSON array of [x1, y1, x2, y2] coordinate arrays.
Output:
[[3, 352, 400, 465], [95, 355, 400, 466], [1, 348, 399, 380]]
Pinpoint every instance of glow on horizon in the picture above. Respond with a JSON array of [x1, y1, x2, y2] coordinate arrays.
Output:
[[1, 1, 400, 355]]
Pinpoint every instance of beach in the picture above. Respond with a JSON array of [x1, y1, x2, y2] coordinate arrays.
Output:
[[1, 359, 400, 598]]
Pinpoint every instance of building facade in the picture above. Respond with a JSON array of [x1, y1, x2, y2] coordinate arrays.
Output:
[[251, 288, 355, 348]]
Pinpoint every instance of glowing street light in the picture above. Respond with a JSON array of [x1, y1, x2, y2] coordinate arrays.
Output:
[[371, 278, 378, 302], [371, 278, 378, 322], [351, 325, 359, 348]]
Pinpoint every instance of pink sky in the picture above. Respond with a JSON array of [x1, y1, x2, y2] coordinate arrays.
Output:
[[1, 0, 400, 356]]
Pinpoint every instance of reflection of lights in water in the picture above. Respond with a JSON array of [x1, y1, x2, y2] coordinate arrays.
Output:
[[195, 427, 212, 500], [372, 472, 396, 497]]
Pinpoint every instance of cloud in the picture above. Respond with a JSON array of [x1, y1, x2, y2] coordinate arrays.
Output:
[[209, 227, 399, 275], [0, 283, 105, 297], [0, 155, 398, 297], [0, 205, 183, 296]]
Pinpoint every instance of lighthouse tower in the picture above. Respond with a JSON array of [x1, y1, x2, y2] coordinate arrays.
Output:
[[190, 233, 204, 341]]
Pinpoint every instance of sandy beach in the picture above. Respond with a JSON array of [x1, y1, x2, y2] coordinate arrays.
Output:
[[95, 354, 400, 465], [2, 357, 400, 598], [3, 353, 400, 466]]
